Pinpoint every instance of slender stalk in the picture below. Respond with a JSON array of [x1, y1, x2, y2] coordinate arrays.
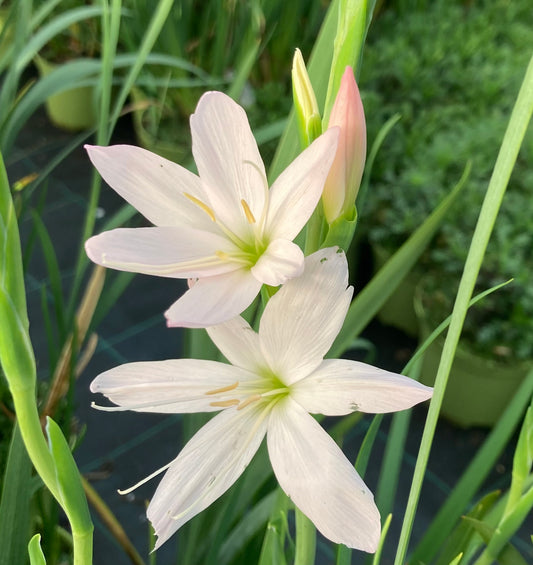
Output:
[[393, 54, 533, 565], [294, 508, 316, 565]]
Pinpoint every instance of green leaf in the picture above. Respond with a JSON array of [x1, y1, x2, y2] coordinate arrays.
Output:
[[30, 211, 65, 337], [323, 0, 367, 124], [462, 517, 529, 565], [28, 534, 47, 565], [0, 152, 35, 389], [258, 490, 291, 565], [45, 418, 92, 535], [268, 0, 339, 182], [0, 423, 32, 565], [219, 490, 277, 565], [435, 491, 501, 565]]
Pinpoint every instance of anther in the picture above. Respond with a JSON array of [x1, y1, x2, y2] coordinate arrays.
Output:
[[205, 381, 239, 396], [184, 192, 216, 222], [237, 394, 262, 410], [210, 399, 240, 408], [241, 199, 256, 224]]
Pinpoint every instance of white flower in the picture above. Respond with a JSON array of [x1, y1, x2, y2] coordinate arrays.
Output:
[[90, 247, 433, 552], [85, 92, 339, 327]]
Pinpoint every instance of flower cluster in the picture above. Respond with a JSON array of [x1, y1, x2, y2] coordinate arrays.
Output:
[[87, 79, 432, 554]]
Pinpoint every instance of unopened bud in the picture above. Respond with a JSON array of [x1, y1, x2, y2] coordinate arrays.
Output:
[[292, 48, 322, 147], [322, 67, 366, 224]]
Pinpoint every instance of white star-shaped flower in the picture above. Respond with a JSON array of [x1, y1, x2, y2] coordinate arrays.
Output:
[[85, 92, 339, 327], [91, 247, 433, 552]]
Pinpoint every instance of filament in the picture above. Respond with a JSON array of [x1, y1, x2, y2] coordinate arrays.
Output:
[[117, 461, 172, 495]]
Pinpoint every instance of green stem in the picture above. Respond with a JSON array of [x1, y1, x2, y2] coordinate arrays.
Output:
[[473, 484, 533, 565], [10, 385, 61, 502], [10, 385, 94, 565], [393, 54, 533, 565], [294, 508, 316, 565]]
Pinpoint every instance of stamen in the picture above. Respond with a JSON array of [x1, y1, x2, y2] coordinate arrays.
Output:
[[241, 199, 256, 224], [214, 250, 253, 266], [184, 192, 216, 222], [117, 461, 172, 495], [210, 399, 240, 408], [205, 381, 239, 396], [237, 394, 262, 410], [243, 159, 270, 232]]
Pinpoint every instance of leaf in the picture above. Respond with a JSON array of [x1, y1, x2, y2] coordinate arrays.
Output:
[[410, 367, 533, 564], [268, 0, 339, 183], [27, 534, 47, 565], [462, 517, 529, 565], [258, 490, 291, 565], [435, 490, 501, 565], [0, 423, 32, 565], [0, 152, 35, 387], [218, 491, 277, 565], [45, 418, 92, 534]]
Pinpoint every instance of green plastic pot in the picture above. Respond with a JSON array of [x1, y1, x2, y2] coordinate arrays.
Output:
[[415, 285, 530, 428], [372, 243, 420, 337], [34, 55, 97, 131]]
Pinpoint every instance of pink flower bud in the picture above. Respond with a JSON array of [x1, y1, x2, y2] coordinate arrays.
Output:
[[322, 67, 366, 224]]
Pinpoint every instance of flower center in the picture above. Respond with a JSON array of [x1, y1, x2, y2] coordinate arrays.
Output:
[[183, 191, 268, 269], [205, 373, 290, 412]]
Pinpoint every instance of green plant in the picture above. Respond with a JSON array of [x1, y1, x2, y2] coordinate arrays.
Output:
[[361, 0, 533, 361]]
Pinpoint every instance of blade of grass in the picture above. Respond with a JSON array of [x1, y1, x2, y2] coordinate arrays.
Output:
[[0, 423, 32, 565], [376, 279, 512, 521], [394, 53, 533, 565], [30, 210, 65, 338]]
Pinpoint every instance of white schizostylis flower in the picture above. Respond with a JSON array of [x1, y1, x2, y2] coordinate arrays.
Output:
[[85, 91, 339, 328], [90, 248, 433, 552]]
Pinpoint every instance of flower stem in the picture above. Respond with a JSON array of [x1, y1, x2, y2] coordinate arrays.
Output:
[[294, 507, 316, 565]]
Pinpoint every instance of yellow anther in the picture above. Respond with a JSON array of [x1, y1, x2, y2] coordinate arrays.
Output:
[[210, 399, 240, 408], [241, 199, 256, 224], [237, 394, 262, 411], [215, 250, 230, 260], [205, 381, 239, 396], [184, 192, 216, 222]]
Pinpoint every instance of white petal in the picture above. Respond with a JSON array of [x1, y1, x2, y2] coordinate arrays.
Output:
[[292, 359, 433, 416], [85, 144, 214, 230], [165, 269, 262, 328], [190, 92, 267, 241], [251, 239, 304, 286], [207, 317, 263, 372], [259, 248, 352, 385], [85, 226, 240, 278], [267, 398, 380, 552], [90, 359, 256, 413], [265, 128, 339, 240], [148, 404, 267, 549]]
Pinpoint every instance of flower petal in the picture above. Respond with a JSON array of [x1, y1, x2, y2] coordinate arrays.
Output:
[[259, 248, 352, 385], [85, 144, 214, 230], [165, 269, 262, 328], [190, 92, 267, 241], [267, 398, 380, 552], [265, 128, 339, 240], [148, 404, 267, 549], [85, 226, 240, 278], [90, 359, 256, 413], [251, 239, 304, 287], [292, 359, 433, 416], [207, 317, 263, 373]]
